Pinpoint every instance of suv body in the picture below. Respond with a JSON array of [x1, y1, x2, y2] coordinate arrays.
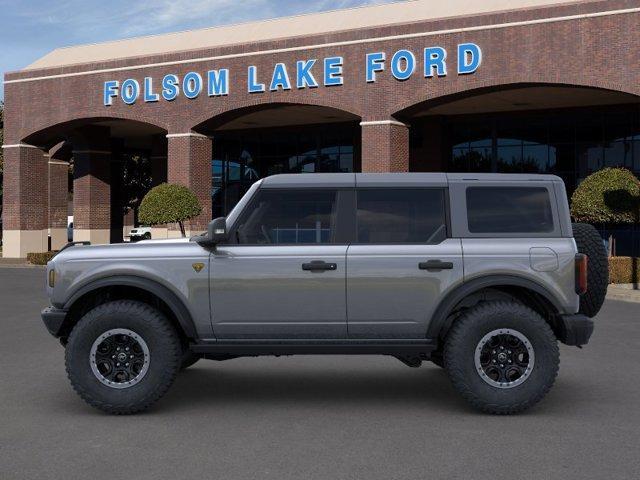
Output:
[[42, 173, 597, 414]]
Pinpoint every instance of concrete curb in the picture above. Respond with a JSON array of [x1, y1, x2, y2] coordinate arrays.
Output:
[[606, 284, 640, 303], [0, 264, 46, 269]]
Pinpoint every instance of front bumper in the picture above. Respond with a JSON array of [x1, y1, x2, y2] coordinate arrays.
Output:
[[557, 314, 594, 347], [41, 306, 68, 337]]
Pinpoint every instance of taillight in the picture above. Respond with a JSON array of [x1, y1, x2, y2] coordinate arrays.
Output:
[[575, 254, 588, 295]]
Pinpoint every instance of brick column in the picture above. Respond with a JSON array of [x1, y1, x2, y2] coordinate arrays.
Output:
[[360, 120, 410, 172], [150, 134, 169, 239], [48, 146, 70, 250], [71, 126, 112, 245], [150, 134, 168, 187], [2, 144, 49, 257], [166, 133, 212, 235]]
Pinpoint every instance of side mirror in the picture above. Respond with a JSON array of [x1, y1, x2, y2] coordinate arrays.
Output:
[[207, 217, 228, 245]]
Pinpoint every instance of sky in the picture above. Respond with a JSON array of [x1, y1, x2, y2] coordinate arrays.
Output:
[[0, 0, 399, 100]]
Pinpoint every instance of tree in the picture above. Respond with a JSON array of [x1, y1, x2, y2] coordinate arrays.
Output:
[[571, 168, 640, 224], [138, 183, 202, 237], [571, 167, 640, 256], [120, 154, 152, 224]]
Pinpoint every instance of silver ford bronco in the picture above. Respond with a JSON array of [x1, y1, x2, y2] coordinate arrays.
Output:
[[42, 173, 608, 414]]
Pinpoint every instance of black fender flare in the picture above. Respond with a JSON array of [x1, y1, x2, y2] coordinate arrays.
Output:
[[63, 275, 197, 338], [426, 275, 564, 339]]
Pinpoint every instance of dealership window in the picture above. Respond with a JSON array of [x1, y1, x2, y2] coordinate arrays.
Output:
[[466, 187, 554, 234], [444, 105, 640, 194], [212, 123, 358, 218], [234, 189, 338, 244], [356, 189, 447, 243]]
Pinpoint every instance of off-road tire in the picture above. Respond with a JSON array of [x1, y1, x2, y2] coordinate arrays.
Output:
[[65, 300, 181, 414], [444, 301, 559, 414], [572, 223, 608, 318], [180, 349, 201, 370]]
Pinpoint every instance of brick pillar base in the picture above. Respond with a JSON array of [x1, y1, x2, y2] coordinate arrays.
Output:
[[360, 120, 410, 173], [2, 144, 49, 258], [167, 133, 212, 235]]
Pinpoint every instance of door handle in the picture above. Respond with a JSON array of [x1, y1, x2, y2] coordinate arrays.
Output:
[[419, 260, 454, 271], [302, 261, 337, 272]]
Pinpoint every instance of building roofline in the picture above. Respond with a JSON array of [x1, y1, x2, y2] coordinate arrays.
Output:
[[21, 0, 590, 71]]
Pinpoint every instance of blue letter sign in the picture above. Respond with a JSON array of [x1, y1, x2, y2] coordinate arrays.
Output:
[[457, 43, 482, 75], [102, 44, 483, 105], [208, 69, 229, 96]]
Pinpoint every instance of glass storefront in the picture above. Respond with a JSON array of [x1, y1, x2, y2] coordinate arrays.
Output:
[[211, 122, 359, 217], [445, 104, 640, 193]]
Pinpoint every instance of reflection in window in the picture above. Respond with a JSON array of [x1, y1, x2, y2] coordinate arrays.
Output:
[[445, 105, 640, 194], [466, 187, 554, 234], [235, 189, 338, 244], [496, 139, 555, 173], [451, 142, 492, 172], [357, 189, 447, 244], [212, 124, 357, 217]]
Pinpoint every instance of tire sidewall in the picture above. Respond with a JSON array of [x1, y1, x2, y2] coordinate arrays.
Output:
[[66, 301, 180, 409], [572, 222, 608, 317], [445, 303, 559, 411]]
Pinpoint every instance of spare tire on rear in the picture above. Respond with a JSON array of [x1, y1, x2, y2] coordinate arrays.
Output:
[[572, 223, 608, 317]]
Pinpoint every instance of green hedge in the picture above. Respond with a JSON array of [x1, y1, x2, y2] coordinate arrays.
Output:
[[571, 168, 640, 224], [139, 183, 202, 236], [27, 251, 57, 265], [609, 256, 640, 284]]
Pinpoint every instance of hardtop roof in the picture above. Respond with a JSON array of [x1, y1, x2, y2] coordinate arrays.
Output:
[[260, 172, 562, 188]]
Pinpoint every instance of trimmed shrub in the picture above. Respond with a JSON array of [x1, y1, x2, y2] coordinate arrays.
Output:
[[571, 168, 640, 224], [139, 183, 202, 237], [609, 256, 640, 284], [27, 251, 57, 265]]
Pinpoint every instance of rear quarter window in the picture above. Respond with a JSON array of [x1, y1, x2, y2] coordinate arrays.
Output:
[[466, 187, 554, 234]]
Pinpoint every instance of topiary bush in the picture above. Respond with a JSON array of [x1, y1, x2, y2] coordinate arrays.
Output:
[[27, 251, 57, 265], [139, 183, 202, 237], [609, 256, 640, 284], [571, 168, 640, 224]]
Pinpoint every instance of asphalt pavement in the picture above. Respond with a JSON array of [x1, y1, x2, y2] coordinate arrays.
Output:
[[0, 268, 639, 480]]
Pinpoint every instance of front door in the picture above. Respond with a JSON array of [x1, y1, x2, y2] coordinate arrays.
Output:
[[210, 188, 349, 339], [346, 188, 463, 338]]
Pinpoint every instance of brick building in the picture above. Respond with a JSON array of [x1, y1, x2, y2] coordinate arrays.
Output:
[[2, 0, 640, 257]]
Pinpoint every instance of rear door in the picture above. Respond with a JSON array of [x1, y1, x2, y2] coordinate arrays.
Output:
[[346, 178, 463, 338]]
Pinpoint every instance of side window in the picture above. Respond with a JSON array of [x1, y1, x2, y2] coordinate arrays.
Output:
[[356, 189, 447, 244], [235, 189, 338, 244], [466, 187, 554, 233]]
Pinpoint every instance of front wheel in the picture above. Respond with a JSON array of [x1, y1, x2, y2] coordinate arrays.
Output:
[[65, 300, 182, 414], [444, 301, 559, 414]]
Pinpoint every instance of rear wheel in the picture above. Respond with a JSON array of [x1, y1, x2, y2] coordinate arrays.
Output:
[[65, 300, 181, 414], [444, 301, 559, 414], [572, 223, 608, 317]]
